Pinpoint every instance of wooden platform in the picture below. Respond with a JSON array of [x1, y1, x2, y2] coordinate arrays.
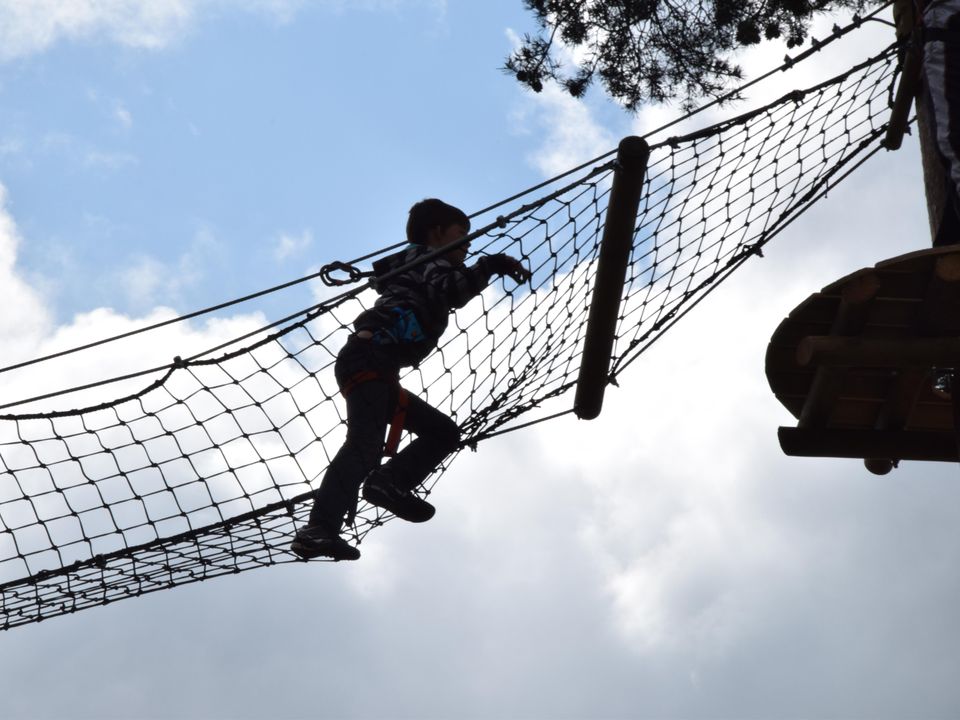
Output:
[[766, 246, 960, 473]]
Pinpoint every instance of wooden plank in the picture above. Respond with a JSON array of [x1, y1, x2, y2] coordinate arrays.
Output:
[[787, 295, 840, 325], [859, 324, 920, 339], [798, 273, 879, 428], [865, 297, 922, 328], [779, 426, 959, 462], [828, 398, 887, 427], [765, 343, 804, 376], [797, 336, 960, 368], [872, 270, 932, 300], [773, 372, 892, 401], [820, 266, 877, 296], [904, 402, 954, 431], [875, 368, 928, 432], [776, 396, 807, 418], [873, 245, 957, 273], [916, 253, 960, 336], [771, 321, 835, 347], [786, 293, 829, 320]]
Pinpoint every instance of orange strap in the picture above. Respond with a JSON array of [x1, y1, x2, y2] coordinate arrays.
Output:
[[383, 388, 409, 457], [339, 370, 384, 396], [340, 371, 408, 457]]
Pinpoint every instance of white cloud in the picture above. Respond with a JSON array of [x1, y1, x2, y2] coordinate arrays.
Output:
[[114, 101, 133, 130], [84, 89, 135, 131], [0, 0, 447, 62], [236, 0, 304, 23], [531, 118, 942, 672], [114, 224, 223, 310], [84, 149, 138, 169], [0, 0, 196, 61], [15, 127, 139, 173], [40, 131, 73, 152], [0, 184, 53, 361], [509, 6, 896, 172], [272, 229, 312, 262], [506, 28, 620, 178], [0, 183, 263, 405], [117, 254, 167, 307], [308, 0, 445, 13], [520, 84, 617, 178], [0, 138, 23, 157], [633, 8, 896, 144], [488, 16, 960, 711]]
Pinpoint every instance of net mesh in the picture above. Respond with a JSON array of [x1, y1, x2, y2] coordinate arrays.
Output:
[[0, 42, 899, 629]]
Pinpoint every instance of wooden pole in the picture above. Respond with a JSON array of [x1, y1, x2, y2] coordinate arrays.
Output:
[[892, 0, 949, 244], [574, 136, 649, 420], [884, 6, 922, 150]]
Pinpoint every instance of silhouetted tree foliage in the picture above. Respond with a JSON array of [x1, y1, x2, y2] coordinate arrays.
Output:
[[505, 0, 879, 111]]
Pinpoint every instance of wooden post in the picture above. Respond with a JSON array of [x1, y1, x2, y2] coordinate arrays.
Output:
[[892, 0, 949, 244], [884, 2, 922, 150], [574, 136, 649, 420]]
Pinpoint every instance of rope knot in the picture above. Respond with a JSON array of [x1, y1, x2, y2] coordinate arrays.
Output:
[[320, 261, 369, 287]]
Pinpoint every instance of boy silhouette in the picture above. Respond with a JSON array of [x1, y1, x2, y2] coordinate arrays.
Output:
[[292, 199, 530, 560]]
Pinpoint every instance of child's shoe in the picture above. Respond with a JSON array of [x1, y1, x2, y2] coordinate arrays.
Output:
[[290, 526, 360, 561], [362, 475, 435, 523]]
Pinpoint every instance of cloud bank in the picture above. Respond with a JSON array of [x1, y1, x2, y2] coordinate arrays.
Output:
[[0, 0, 447, 62], [0, 0, 195, 60]]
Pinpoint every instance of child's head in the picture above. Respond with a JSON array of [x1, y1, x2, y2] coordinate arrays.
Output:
[[406, 199, 470, 246]]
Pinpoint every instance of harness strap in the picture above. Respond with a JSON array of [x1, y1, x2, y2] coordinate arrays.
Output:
[[339, 370, 384, 396], [384, 388, 409, 457], [340, 370, 408, 457]]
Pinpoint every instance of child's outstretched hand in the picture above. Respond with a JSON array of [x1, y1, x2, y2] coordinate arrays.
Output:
[[483, 254, 532, 284]]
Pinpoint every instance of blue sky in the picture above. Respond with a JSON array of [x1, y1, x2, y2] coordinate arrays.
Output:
[[0, 0, 629, 323], [0, 2, 958, 719]]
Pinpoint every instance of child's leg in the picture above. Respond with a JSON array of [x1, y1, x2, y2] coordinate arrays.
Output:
[[381, 393, 460, 492], [308, 379, 393, 534]]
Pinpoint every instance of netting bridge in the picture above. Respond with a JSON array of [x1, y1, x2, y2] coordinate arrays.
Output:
[[0, 25, 903, 629]]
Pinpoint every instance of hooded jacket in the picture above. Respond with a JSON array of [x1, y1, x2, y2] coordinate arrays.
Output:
[[353, 244, 494, 367]]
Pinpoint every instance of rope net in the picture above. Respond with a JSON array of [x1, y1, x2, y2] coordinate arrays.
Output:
[[0, 40, 899, 629]]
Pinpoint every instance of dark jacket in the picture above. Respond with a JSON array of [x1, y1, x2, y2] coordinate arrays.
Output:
[[353, 244, 493, 367]]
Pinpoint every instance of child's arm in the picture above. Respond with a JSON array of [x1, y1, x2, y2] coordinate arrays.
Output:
[[425, 254, 531, 310]]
